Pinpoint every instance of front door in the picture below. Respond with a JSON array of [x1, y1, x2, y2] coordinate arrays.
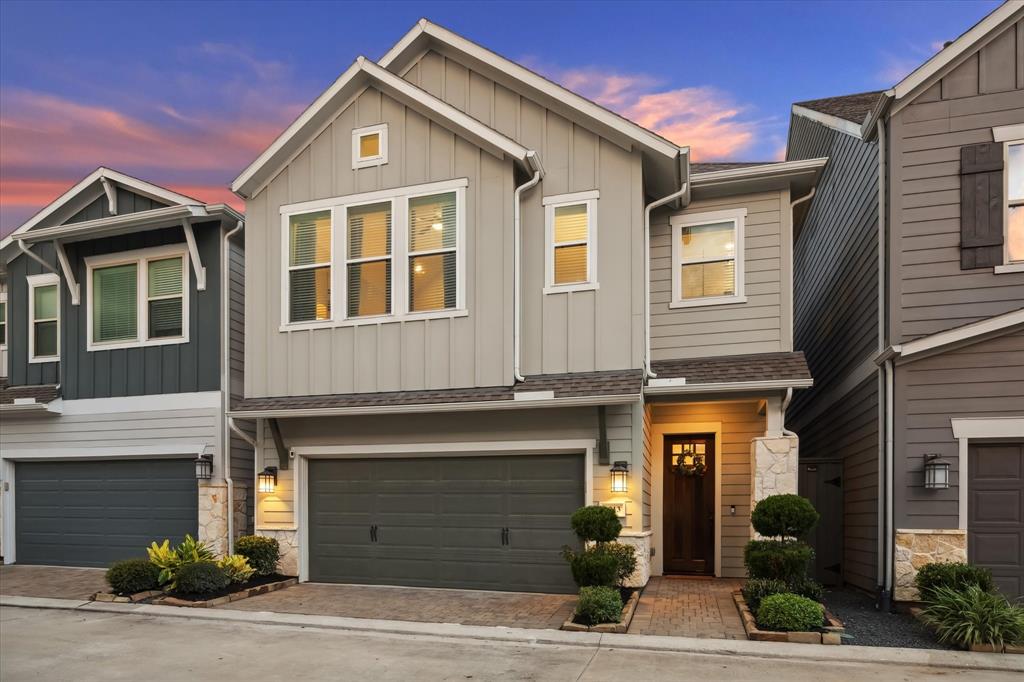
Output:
[[663, 434, 715, 575]]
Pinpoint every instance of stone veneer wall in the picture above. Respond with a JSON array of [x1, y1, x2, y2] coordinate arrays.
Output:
[[258, 529, 300, 576], [198, 483, 251, 556], [751, 435, 799, 503], [618, 532, 652, 587], [894, 529, 968, 601]]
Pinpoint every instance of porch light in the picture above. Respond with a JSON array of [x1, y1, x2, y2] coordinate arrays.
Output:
[[194, 454, 213, 480], [258, 466, 278, 494], [610, 461, 629, 493], [923, 454, 950, 490]]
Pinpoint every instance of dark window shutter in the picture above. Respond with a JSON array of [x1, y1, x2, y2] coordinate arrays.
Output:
[[960, 142, 1003, 269]]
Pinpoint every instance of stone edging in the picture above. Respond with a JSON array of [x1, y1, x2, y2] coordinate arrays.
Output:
[[92, 589, 163, 603], [733, 592, 844, 645], [561, 589, 641, 633], [152, 578, 298, 608]]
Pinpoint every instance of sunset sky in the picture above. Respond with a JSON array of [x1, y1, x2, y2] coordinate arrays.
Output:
[[0, 0, 1001, 236]]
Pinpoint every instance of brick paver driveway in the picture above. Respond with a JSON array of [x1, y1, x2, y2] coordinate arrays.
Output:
[[0, 565, 107, 600], [218, 582, 577, 630], [627, 576, 746, 639]]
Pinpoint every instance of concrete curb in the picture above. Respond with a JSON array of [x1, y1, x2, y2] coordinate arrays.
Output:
[[2, 594, 1022, 673]]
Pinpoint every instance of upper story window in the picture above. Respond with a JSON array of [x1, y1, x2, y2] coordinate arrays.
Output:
[[1006, 140, 1023, 264], [352, 123, 388, 169], [670, 208, 746, 309], [543, 190, 599, 294], [280, 178, 466, 330], [0, 292, 6, 348], [27, 273, 59, 362], [86, 244, 189, 351]]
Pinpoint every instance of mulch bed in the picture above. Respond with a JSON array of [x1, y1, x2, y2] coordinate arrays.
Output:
[[822, 588, 949, 650], [153, 574, 296, 608], [562, 587, 640, 633], [733, 591, 844, 644]]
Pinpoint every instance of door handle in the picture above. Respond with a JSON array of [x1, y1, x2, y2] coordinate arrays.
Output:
[[504, 527, 510, 546], [370, 524, 378, 542]]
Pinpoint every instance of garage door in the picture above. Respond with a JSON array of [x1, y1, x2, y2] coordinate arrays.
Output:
[[308, 454, 584, 593], [15, 459, 199, 567], [968, 442, 1024, 600]]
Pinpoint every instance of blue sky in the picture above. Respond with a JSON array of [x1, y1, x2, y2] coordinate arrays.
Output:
[[0, 0, 1001, 235]]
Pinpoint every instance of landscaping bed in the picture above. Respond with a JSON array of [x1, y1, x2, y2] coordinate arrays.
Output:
[[153, 574, 297, 608], [734, 590, 844, 644], [562, 587, 640, 633], [825, 588, 947, 649]]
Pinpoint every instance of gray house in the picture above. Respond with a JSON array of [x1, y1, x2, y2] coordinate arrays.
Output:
[[229, 20, 824, 591], [0, 168, 252, 566], [787, 1, 1024, 601]]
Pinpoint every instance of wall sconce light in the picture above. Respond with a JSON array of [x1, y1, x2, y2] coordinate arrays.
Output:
[[923, 454, 950, 490], [258, 466, 278, 494], [194, 454, 213, 480], [610, 461, 629, 493]]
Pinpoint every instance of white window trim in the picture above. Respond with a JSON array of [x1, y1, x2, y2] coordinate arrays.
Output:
[[27, 272, 60, 363], [995, 136, 1024, 274], [543, 190, 599, 295], [85, 243, 190, 352], [351, 123, 389, 170], [0, 291, 7, 350], [281, 209, 335, 327], [279, 178, 468, 332], [950, 417, 1024, 530], [669, 207, 747, 309]]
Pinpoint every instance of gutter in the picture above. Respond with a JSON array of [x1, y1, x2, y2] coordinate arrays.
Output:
[[513, 151, 545, 382], [18, 204, 244, 244], [643, 378, 813, 396], [221, 219, 244, 554], [643, 178, 690, 378]]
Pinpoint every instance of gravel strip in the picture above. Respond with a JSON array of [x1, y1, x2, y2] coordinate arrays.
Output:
[[824, 588, 949, 649]]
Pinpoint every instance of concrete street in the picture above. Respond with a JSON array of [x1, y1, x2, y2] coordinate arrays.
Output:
[[1, 605, 1018, 681]]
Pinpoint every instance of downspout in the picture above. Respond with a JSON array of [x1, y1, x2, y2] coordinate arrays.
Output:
[[780, 387, 797, 438], [787, 187, 815, 421], [876, 117, 894, 611], [221, 219, 244, 554], [16, 240, 57, 274], [643, 181, 689, 379], [513, 151, 545, 382], [882, 356, 895, 610]]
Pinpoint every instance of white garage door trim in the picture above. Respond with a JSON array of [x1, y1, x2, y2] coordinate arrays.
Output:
[[951, 417, 1024, 530], [294, 439, 596, 583]]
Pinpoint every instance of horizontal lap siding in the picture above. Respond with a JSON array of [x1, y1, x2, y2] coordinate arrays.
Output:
[[890, 19, 1024, 343], [649, 192, 786, 360], [229, 240, 255, 532], [894, 331, 1024, 529]]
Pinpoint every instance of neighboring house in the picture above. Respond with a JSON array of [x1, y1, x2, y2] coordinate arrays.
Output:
[[229, 20, 823, 592], [787, 1, 1024, 601], [0, 168, 252, 567]]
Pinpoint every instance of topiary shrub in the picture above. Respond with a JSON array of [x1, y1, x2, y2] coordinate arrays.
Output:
[[106, 558, 161, 595], [921, 585, 1024, 648], [604, 542, 637, 586], [741, 578, 789, 612], [915, 562, 995, 601], [743, 539, 813, 582], [175, 561, 231, 596], [235, 535, 281, 576], [751, 494, 819, 540], [574, 586, 623, 626], [757, 593, 824, 632], [570, 506, 622, 543], [563, 546, 619, 587]]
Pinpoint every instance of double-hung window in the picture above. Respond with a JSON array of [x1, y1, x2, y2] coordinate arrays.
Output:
[[28, 273, 59, 362], [87, 245, 189, 350], [288, 210, 332, 323], [543, 190, 598, 293], [0, 292, 7, 349], [408, 191, 458, 312], [346, 201, 391, 317], [1006, 140, 1023, 265], [670, 208, 746, 308]]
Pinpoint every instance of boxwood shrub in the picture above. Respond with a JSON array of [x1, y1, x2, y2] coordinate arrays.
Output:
[[575, 586, 623, 626], [175, 561, 231, 596], [570, 506, 622, 543], [751, 494, 819, 539], [743, 539, 813, 582], [106, 558, 161, 595], [235, 535, 281, 576], [741, 578, 789, 612], [756, 593, 824, 632], [915, 562, 994, 601], [564, 547, 619, 587]]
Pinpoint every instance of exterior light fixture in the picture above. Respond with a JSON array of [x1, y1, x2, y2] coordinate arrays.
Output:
[[610, 461, 629, 494], [194, 454, 213, 480], [923, 454, 950, 490], [258, 466, 278, 494]]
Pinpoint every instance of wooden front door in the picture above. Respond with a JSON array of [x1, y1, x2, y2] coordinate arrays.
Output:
[[663, 434, 715, 575]]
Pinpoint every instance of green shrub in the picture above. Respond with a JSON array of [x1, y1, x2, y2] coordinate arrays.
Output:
[[175, 561, 231, 596], [604, 542, 637, 586], [757, 593, 824, 632], [787, 576, 824, 603], [574, 586, 623, 626], [146, 534, 214, 589], [218, 554, 255, 584], [742, 578, 789, 612], [570, 506, 622, 543], [743, 540, 813, 582], [915, 562, 995, 601], [921, 585, 1024, 648], [106, 558, 161, 595], [235, 535, 281, 576], [564, 547, 619, 587], [751, 494, 819, 540]]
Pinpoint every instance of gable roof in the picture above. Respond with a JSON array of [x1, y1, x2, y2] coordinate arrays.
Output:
[[690, 162, 775, 174], [794, 91, 883, 125], [231, 57, 536, 199]]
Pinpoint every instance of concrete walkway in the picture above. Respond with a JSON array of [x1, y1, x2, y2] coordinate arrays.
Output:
[[629, 576, 746, 639], [0, 565, 107, 600]]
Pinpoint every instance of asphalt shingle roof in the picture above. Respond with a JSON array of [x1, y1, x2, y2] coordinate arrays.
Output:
[[690, 162, 777, 174], [793, 90, 884, 124], [650, 352, 811, 385], [0, 381, 61, 405]]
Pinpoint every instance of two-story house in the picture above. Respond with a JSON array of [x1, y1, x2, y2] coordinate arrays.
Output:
[[229, 20, 823, 591], [788, 1, 1024, 602], [0, 168, 253, 566]]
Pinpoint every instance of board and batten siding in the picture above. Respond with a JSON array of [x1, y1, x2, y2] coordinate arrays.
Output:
[[894, 330, 1024, 530], [400, 49, 645, 375], [889, 18, 1024, 344], [245, 86, 516, 398], [5, 242, 59, 387], [649, 191, 789, 360], [1, 278, 8, 378]]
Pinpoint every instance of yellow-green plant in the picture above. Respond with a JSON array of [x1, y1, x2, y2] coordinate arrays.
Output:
[[218, 554, 255, 584], [146, 535, 214, 589]]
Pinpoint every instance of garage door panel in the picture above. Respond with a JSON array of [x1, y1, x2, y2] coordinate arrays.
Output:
[[969, 443, 1024, 601]]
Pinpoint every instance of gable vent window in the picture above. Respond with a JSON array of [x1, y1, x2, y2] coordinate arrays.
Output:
[[288, 210, 332, 323], [352, 124, 388, 169], [670, 208, 747, 309], [543, 191, 599, 294], [28, 273, 60, 362], [346, 201, 392, 318], [1007, 141, 1023, 264], [408, 191, 457, 312]]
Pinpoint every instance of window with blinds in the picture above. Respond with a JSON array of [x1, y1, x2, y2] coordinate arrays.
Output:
[[93, 263, 138, 343], [30, 280, 59, 360], [0, 299, 7, 346], [543, 192, 597, 291], [289, 210, 332, 323], [148, 257, 184, 338], [408, 191, 457, 312], [346, 201, 392, 317], [670, 208, 746, 308]]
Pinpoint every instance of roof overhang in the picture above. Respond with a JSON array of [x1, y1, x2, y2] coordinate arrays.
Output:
[[231, 56, 536, 199], [689, 157, 827, 201], [378, 19, 686, 197], [879, 308, 1024, 366], [643, 378, 813, 398], [0, 398, 63, 416], [16, 203, 243, 245], [791, 104, 864, 138]]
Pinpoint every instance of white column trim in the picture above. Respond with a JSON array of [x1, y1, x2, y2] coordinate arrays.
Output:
[[950, 417, 1024, 531]]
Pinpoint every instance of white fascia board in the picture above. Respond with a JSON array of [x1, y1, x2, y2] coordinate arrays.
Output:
[[378, 19, 681, 161], [896, 309, 1024, 360], [61, 391, 222, 415], [951, 417, 1024, 440], [643, 378, 813, 396], [791, 105, 864, 138], [993, 124, 1024, 142], [19, 205, 210, 244], [0, 399, 62, 416], [228, 393, 641, 419], [690, 158, 828, 186]]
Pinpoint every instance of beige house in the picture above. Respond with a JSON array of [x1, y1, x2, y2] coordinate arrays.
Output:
[[229, 20, 823, 591]]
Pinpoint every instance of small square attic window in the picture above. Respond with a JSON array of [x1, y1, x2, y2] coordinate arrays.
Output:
[[352, 123, 388, 169]]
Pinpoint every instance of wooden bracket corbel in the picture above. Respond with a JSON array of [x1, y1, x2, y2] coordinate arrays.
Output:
[[267, 418, 290, 470]]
